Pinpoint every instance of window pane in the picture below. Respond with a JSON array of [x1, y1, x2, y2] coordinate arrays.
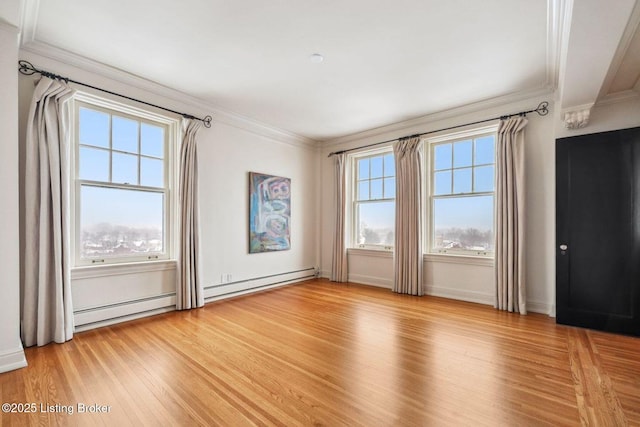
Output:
[[384, 177, 395, 198], [475, 135, 495, 165], [141, 123, 164, 158], [453, 168, 472, 194], [79, 147, 109, 182], [432, 195, 494, 251], [358, 158, 369, 180], [79, 107, 109, 148], [434, 143, 452, 170], [141, 157, 164, 187], [112, 152, 138, 184], [474, 165, 494, 192], [453, 140, 472, 168], [358, 181, 369, 200], [357, 201, 395, 245], [112, 116, 138, 153], [80, 186, 164, 259], [371, 179, 383, 199], [371, 156, 383, 178], [434, 170, 452, 195], [383, 154, 395, 176]]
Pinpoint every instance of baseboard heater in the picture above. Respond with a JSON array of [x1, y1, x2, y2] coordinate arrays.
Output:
[[203, 267, 316, 302], [74, 267, 316, 332], [74, 293, 177, 332]]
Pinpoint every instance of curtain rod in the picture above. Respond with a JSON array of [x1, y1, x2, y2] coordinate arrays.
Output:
[[18, 60, 213, 128], [327, 101, 549, 157]]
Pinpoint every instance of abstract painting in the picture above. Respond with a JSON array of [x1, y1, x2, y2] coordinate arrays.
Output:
[[249, 172, 291, 253]]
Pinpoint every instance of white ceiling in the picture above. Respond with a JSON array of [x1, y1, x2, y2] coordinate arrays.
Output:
[[10, 0, 639, 140]]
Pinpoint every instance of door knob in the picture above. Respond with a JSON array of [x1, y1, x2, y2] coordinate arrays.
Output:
[[559, 244, 568, 250]]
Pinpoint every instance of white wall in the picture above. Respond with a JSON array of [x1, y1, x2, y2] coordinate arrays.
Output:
[[320, 95, 557, 314], [0, 22, 27, 373], [18, 51, 319, 331], [198, 120, 318, 289]]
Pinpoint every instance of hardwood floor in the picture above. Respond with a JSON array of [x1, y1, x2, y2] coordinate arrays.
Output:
[[1, 279, 639, 426]]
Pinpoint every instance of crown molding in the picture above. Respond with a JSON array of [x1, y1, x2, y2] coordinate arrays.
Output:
[[546, 0, 570, 92], [19, 39, 319, 151], [596, 89, 640, 107], [322, 84, 555, 148], [18, 0, 38, 46]]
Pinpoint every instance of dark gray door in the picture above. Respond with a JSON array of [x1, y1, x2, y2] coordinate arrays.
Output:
[[556, 127, 640, 336]]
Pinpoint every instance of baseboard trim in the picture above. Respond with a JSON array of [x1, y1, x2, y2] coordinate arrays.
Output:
[[73, 268, 315, 331], [0, 345, 28, 373], [425, 285, 494, 306], [344, 276, 496, 307], [528, 300, 555, 316], [74, 293, 177, 331], [347, 273, 392, 289], [205, 276, 313, 303], [204, 269, 316, 301], [74, 306, 176, 333], [324, 270, 555, 316]]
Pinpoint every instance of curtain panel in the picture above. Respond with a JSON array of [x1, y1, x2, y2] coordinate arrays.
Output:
[[495, 116, 528, 314], [331, 153, 348, 282], [393, 137, 424, 296], [23, 77, 75, 347], [176, 119, 204, 310]]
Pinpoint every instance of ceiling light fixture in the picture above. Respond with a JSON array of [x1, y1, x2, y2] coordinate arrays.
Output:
[[310, 53, 324, 63]]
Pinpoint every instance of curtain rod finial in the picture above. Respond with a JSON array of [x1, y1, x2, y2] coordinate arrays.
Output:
[[536, 101, 549, 116], [18, 60, 37, 76]]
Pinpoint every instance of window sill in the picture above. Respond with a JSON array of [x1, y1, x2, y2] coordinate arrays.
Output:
[[347, 247, 393, 259], [345, 249, 494, 266], [423, 253, 494, 266], [71, 259, 177, 280]]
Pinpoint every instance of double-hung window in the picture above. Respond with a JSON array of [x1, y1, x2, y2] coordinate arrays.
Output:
[[74, 98, 175, 266], [428, 126, 497, 256], [352, 150, 395, 249]]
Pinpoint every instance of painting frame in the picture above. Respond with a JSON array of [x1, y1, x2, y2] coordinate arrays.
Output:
[[249, 172, 291, 253]]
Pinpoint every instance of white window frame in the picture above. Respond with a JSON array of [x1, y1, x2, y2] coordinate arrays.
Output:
[[350, 147, 395, 251], [425, 124, 498, 258], [71, 93, 179, 267]]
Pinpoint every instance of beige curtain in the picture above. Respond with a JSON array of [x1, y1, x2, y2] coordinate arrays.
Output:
[[331, 153, 348, 282], [176, 119, 204, 310], [495, 116, 528, 314], [393, 136, 424, 295], [23, 77, 75, 347]]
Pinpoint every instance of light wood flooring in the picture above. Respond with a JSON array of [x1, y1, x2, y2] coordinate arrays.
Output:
[[1, 279, 639, 426]]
